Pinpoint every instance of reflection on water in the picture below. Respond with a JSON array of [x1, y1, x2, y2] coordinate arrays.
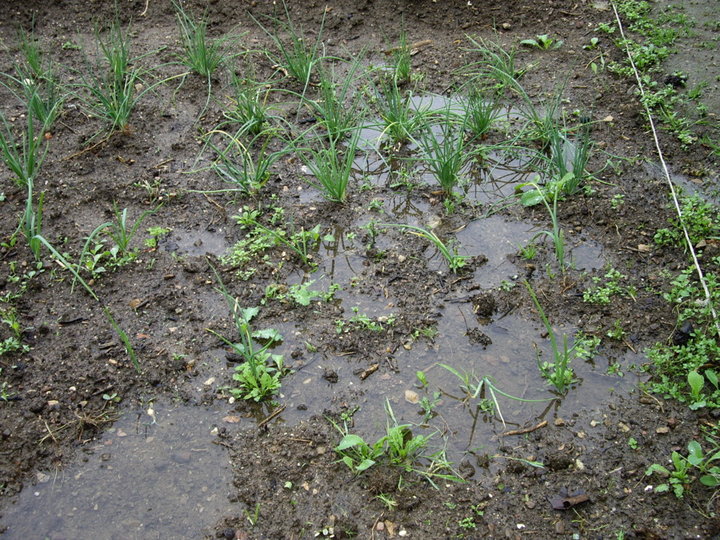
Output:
[[1, 403, 236, 540]]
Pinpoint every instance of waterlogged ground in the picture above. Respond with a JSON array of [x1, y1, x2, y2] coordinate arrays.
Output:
[[1, 0, 720, 538]]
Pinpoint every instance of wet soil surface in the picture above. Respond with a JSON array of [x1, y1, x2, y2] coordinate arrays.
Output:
[[1, 0, 720, 538]]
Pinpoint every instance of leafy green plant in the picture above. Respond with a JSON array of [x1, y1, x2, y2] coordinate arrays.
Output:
[[520, 34, 563, 50], [547, 127, 593, 196], [210, 277, 286, 402], [333, 399, 461, 486], [145, 226, 171, 248], [519, 177, 568, 269], [644, 440, 720, 498], [379, 223, 469, 273], [583, 268, 634, 305], [654, 194, 719, 249]]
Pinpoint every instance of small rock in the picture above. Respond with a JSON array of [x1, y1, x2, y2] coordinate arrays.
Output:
[[618, 422, 631, 433], [656, 426, 670, 435], [554, 418, 565, 426], [404, 389, 420, 404], [47, 400, 60, 410]]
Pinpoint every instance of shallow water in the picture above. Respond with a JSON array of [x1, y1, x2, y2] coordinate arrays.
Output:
[[1, 403, 237, 540]]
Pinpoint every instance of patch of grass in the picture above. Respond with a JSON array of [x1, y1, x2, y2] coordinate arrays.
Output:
[[294, 126, 363, 203], [174, 1, 232, 79], [0, 111, 48, 188], [373, 78, 431, 143], [253, 2, 325, 89], [414, 104, 476, 197], [583, 268, 636, 304]]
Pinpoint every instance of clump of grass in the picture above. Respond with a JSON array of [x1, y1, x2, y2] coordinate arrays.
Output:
[[0, 111, 47, 188], [12, 29, 64, 131], [253, 2, 325, 90], [225, 73, 271, 135], [174, 1, 230, 79], [75, 19, 174, 138], [294, 127, 363, 203], [374, 78, 431, 143], [207, 128, 290, 195], [463, 86, 500, 138], [414, 104, 476, 197], [305, 58, 367, 141], [463, 36, 524, 93]]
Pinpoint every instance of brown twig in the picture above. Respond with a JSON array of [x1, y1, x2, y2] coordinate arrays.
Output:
[[258, 405, 286, 429], [500, 420, 548, 437]]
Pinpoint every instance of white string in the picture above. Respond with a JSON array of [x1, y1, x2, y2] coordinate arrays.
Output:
[[611, 2, 720, 337]]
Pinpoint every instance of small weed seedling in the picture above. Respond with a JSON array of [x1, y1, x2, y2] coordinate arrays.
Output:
[[583, 268, 635, 305], [521, 34, 563, 50], [0, 110, 48, 188], [210, 277, 286, 402], [519, 177, 568, 270], [645, 440, 720, 498], [333, 399, 461, 486], [525, 282, 579, 393]]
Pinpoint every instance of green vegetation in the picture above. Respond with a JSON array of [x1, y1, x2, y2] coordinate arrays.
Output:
[[654, 194, 719, 248], [520, 34, 563, 50], [583, 268, 636, 305], [210, 278, 286, 402], [379, 223, 469, 272], [333, 400, 461, 486], [646, 440, 720, 498]]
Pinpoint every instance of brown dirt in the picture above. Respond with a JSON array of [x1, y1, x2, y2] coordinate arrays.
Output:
[[1, 0, 720, 538]]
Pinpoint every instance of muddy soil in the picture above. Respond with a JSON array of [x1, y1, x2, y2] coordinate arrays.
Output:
[[1, 0, 719, 538]]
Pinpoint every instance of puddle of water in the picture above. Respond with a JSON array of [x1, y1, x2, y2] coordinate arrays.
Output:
[[161, 226, 228, 256], [1, 402, 236, 540], [456, 216, 535, 287]]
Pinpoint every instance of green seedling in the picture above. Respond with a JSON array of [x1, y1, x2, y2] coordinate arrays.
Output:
[[464, 86, 500, 138], [373, 78, 431, 143], [440, 364, 550, 426], [207, 128, 291, 195], [547, 127, 593, 196], [379, 223, 469, 272], [654, 193, 720, 249], [645, 440, 719, 498], [521, 34, 563, 50], [252, 2, 325, 89], [305, 58, 367, 141], [30, 235, 140, 372], [0, 111, 48, 188], [463, 36, 524, 93], [333, 399, 461, 487], [391, 29, 412, 84], [174, 1, 232, 79], [583, 268, 634, 304], [376, 493, 398, 511], [210, 276, 286, 402], [584, 37, 600, 50], [145, 227, 171, 248], [76, 20, 182, 138], [519, 176, 568, 270], [295, 126, 362, 203], [226, 74, 271, 135], [414, 104, 476, 197], [525, 282, 579, 393]]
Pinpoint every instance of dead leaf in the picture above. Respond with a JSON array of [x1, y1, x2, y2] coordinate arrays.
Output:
[[223, 415, 241, 423]]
